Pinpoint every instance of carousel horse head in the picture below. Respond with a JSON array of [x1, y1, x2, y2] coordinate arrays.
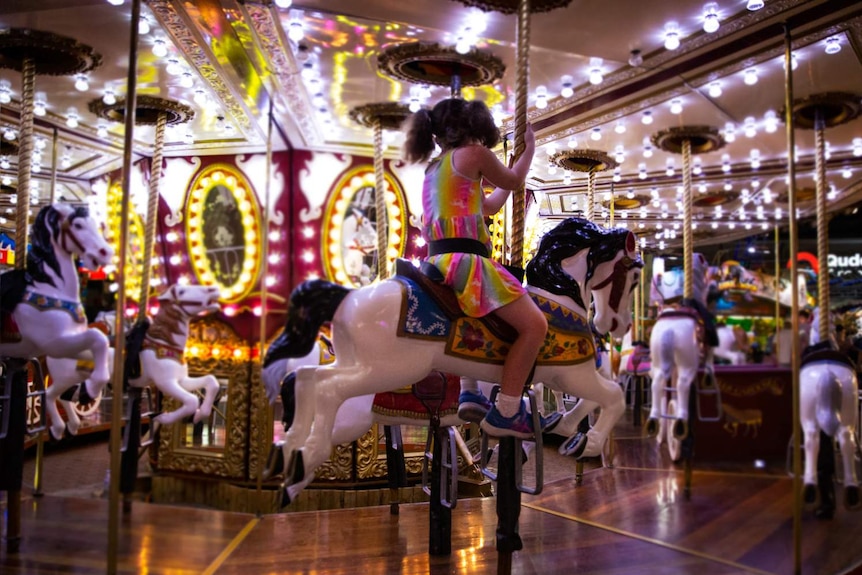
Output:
[[29, 203, 113, 284], [156, 284, 221, 316], [526, 218, 643, 338]]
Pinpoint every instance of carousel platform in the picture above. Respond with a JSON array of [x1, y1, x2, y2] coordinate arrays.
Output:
[[3, 411, 862, 574]]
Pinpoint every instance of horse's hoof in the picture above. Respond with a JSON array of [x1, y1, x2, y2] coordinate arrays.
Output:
[[644, 418, 659, 438], [262, 442, 285, 481], [803, 483, 817, 504], [845, 485, 860, 510], [672, 419, 688, 440], [560, 432, 587, 458], [48, 427, 64, 443], [286, 450, 305, 486]]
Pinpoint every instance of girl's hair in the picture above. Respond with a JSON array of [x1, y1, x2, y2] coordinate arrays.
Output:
[[402, 98, 500, 164]]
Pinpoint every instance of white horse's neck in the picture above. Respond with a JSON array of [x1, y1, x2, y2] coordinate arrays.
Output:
[[31, 248, 81, 301], [147, 304, 190, 349]]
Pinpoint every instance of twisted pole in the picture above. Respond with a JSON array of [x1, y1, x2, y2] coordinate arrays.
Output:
[[137, 112, 167, 321], [586, 171, 596, 222], [14, 58, 34, 268], [682, 139, 693, 300], [373, 119, 388, 280], [813, 112, 829, 342], [509, 0, 530, 269]]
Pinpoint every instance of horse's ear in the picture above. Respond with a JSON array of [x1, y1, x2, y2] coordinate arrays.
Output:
[[625, 231, 636, 254]]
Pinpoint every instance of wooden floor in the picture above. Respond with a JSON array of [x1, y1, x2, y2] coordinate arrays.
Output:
[[3, 411, 862, 574]]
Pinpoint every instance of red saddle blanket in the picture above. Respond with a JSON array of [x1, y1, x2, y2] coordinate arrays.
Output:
[[372, 372, 460, 421]]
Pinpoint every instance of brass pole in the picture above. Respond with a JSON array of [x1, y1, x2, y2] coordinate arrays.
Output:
[[586, 172, 596, 223], [255, 96, 274, 515], [783, 23, 802, 575], [49, 127, 58, 204], [509, 0, 530, 269], [682, 139, 693, 300], [774, 225, 780, 361], [813, 111, 829, 343], [373, 120, 388, 280], [108, 0, 141, 571], [14, 57, 34, 267], [137, 111, 167, 322]]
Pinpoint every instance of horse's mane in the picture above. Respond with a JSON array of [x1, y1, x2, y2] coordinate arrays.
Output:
[[526, 217, 632, 310], [27, 205, 90, 288], [147, 300, 186, 344]]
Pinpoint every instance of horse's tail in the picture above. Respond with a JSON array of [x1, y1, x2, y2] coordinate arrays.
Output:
[[263, 279, 351, 368], [815, 368, 842, 436]]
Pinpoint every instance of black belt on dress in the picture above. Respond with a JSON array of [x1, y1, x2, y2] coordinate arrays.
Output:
[[427, 238, 489, 258]]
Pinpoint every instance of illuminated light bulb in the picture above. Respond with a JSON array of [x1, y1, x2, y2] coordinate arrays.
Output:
[[0, 157, 9, 170], [0, 176, 8, 186], [825, 36, 841, 55], [288, 20, 304, 43], [74, 74, 89, 91], [3, 128, 15, 141], [65, 107, 79, 128], [723, 122, 736, 142], [698, 183, 707, 193], [138, 16, 151, 35], [165, 58, 183, 75], [409, 97, 420, 113], [703, 3, 720, 33], [750, 149, 760, 169], [747, 0, 764, 10], [560, 75, 574, 98], [98, 124, 109, 139], [179, 72, 194, 88], [215, 116, 226, 131], [274, 0, 292, 7], [548, 164, 557, 176], [0, 80, 10, 104], [61, 154, 72, 169], [665, 158, 674, 177], [567, 136, 577, 148], [693, 157, 702, 175], [764, 109, 778, 133], [590, 127, 601, 141], [107, 0, 124, 6], [643, 142, 653, 158], [669, 98, 682, 114], [34, 93, 47, 116], [588, 57, 603, 85], [744, 116, 757, 138], [641, 110, 653, 125], [664, 22, 680, 51], [102, 87, 116, 105], [614, 121, 626, 134], [455, 36, 471, 55], [638, 163, 647, 180], [169, 254, 182, 266], [707, 81, 722, 98], [152, 38, 168, 58], [194, 88, 207, 106], [743, 68, 758, 86], [724, 181, 733, 191], [612, 167, 621, 182], [535, 85, 548, 109], [843, 167, 853, 179]]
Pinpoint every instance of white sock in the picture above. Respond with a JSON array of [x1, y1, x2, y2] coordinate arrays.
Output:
[[495, 393, 522, 418], [460, 377, 479, 393]]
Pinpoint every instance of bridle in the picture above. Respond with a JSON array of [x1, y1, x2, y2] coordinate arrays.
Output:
[[59, 214, 88, 256], [162, 287, 217, 317], [590, 253, 643, 314]]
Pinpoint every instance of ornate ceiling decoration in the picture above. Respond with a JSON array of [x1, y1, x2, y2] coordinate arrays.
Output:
[[89, 95, 195, 126], [377, 42, 505, 90], [0, 27, 101, 76], [783, 92, 862, 130], [550, 149, 617, 173], [349, 102, 411, 131], [651, 126, 726, 155]]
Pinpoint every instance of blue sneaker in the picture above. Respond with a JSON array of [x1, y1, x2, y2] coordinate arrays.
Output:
[[481, 403, 563, 439], [458, 389, 492, 423]]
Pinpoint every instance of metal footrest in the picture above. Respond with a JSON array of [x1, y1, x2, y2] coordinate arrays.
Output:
[[696, 368, 722, 422], [479, 387, 544, 496], [422, 426, 458, 509], [25, 358, 47, 436]]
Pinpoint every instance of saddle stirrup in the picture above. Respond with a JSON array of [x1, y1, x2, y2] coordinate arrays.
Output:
[[695, 367, 722, 422]]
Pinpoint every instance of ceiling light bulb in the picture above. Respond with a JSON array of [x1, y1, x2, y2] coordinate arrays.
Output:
[[708, 81, 722, 98], [589, 67, 603, 85], [825, 36, 841, 55], [106, 0, 124, 5], [843, 167, 852, 179], [669, 98, 682, 114], [0, 80, 11, 104], [853, 138, 862, 156], [455, 36, 472, 55], [693, 157, 702, 175], [138, 16, 150, 35], [764, 109, 778, 133], [614, 121, 626, 134], [665, 158, 674, 176], [590, 127, 601, 141], [744, 116, 757, 138], [628, 49, 643, 67], [567, 137, 577, 149], [560, 75, 574, 98], [180, 72, 194, 88], [664, 22, 681, 50], [215, 116, 226, 131], [747, 0, 764, 10], [703, 4, 720, 33], [165, 58, 183, 75], [102, 87, 116, 105], [74, 74, 89, 91], [743, 68, 758, 85], [65, 107, 79, 128], [274, 0, 293, 7], [194, 88, 208, 105], [723, 122, 736, 142], [638, 164, 647, 180], [97, 123, 108, 138], [641, 110, 653, 125], [152, 38, 168, 58], [535, 85, 548, 109], [288, 20, 304, 43], [643, 143, 653, 158]]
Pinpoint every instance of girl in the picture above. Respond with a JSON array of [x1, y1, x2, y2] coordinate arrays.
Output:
[[403, 97, 560, 439]]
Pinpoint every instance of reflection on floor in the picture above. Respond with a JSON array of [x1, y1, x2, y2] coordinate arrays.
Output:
[[3, 406, 862, 574]]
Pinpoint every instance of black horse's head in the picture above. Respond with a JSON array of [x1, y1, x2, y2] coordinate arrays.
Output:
[[27, 204, 91, 287]]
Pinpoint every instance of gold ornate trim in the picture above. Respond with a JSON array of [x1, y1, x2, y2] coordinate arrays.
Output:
[[0, 28, 101, 76], [377, 42, 505, 88], [651, 126, 725, 155], [88, 95, 194, 127], [349, 102, 411, 131], [551, 149, 617, 173], [783, 92, 862, 130], [449, 0, 572, 14], [603, 195, 650, 210]]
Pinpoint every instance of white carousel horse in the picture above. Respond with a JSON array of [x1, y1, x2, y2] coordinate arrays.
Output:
[[267, 217, 641, 503], [44, 284, 221, 440], [714, 324, 749, 365], [645, 252, 712, 443], [0, 203, 114, 391], [799, 307, 860, 509]]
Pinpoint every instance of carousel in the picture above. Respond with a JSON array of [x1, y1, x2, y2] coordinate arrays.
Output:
[[1, 1, 862, 574]]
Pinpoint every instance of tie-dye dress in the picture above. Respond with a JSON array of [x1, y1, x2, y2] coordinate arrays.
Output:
[[422, 148, 525, 318]]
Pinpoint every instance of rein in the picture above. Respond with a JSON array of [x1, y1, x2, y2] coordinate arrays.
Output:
[[60, 216, 87, 256], [591, 255, 642, 313]]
